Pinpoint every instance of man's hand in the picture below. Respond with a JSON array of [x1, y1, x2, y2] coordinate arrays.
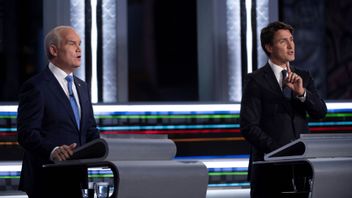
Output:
[[52, 143, 77, 161], [284, 66, 305, 96]]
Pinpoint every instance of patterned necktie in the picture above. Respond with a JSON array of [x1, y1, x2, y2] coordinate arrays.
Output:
[[281, 70, 291, 99], [65, 75, 80, 129]]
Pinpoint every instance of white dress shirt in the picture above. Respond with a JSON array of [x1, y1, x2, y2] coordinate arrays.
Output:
[[268, 59, 288, 90], [268, 59, 306, 102], [48, 62, 81, 115], [48, 62, 81, 161]]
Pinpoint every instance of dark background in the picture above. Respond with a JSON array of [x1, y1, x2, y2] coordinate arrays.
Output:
[[0, 0, 351, 102]]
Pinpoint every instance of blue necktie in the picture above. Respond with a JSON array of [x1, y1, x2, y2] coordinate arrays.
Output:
[[281, 70, 291, 99], [65, 75, 80, 129]]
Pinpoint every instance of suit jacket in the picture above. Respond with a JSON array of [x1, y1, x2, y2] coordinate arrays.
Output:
[[240, 63, 327, 196], [240, 63, 327, 161], [17, 67, 100, 196]]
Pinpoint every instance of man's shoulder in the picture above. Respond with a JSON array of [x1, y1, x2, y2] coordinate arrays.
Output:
[[22, 68, 51, 88], [253, 65, 268, 75], [18, 68, 53, 99], [245, 65, 269, 80], [291, 66, 311, 79]]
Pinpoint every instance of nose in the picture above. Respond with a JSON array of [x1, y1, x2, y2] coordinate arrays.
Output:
[[76, 44, 81, 52], [287, 40, 294, 49]]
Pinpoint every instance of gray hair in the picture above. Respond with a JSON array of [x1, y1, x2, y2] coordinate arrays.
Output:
[[44, 26, 75, 60]]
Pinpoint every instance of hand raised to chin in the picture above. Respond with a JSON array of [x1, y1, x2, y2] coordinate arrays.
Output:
[[284, 66, 305, 96]]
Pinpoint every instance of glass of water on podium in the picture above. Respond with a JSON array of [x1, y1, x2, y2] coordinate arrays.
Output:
[[82, 182, 95, 198], [95, 182, 110, 198]]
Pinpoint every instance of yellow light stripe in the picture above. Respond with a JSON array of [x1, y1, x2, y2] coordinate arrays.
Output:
[[0, 142, 19, 145]]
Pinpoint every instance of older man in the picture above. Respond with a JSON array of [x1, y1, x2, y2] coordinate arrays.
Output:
[[17, 26, 100, 198]]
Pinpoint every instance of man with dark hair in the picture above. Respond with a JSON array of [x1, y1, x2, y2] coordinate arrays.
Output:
[[240, 21, 327, 197], [17, 26, 100, 198]]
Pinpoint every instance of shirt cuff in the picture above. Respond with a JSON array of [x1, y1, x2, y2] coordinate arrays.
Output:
[[50, 146, 59, 161], [296, 89, 306, 102]]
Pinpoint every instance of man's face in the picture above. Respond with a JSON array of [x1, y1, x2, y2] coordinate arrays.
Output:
[[52, 28, 81, 73], [265, 29, 295, 67]]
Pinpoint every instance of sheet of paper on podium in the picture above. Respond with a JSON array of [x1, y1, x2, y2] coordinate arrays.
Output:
[[54, 138, 109, 164]]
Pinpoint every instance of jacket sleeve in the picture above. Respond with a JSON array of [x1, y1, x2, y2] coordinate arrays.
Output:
[[240, 74, 280, 154], [17, 81, 56, 160], [300, 71, 327, 119]]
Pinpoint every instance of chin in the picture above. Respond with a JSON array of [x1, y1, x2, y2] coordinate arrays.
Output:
[[74, 62, 81, 67], [72, 65, 80, 70]]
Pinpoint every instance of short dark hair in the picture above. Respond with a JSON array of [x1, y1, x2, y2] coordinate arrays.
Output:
[[260, 21, 294, 57]]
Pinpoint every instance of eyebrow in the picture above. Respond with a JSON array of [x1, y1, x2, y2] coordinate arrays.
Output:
[[67, 40, 81, 44], [276, 36, 293, 42]]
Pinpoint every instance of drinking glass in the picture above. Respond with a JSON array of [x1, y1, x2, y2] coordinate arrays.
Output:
[[95, 182, 110, 198], [82, 182, 95, 198], [81, 189, 89, 198]]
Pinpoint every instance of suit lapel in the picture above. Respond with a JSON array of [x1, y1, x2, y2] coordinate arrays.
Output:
[[261, 64, 294, 116], [262, 64, 283, 95], [44, 68, 80, 130]]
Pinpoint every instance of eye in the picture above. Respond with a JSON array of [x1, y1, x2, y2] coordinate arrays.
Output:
[[67, 41, 77, 46]]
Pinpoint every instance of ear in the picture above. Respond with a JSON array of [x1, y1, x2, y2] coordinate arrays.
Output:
[[264, 44, 273, 54], [49, 44, 58, 57]]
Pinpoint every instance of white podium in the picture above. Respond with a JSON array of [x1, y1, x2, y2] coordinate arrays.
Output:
[[45, 135, 208, 198], [254, 133, 352, 198]]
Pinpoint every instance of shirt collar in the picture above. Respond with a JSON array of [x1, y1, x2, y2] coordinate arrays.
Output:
[[48, 62, 73, 80], [268, 59, 290, 88], [268, 59, 289, 74]]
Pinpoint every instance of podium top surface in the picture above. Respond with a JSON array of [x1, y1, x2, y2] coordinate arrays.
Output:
[[264, 133, 352, 161], [46, 136, 177, 166]]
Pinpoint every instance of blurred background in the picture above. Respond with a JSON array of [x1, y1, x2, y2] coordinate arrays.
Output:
[[0, 0, 351, 196], [0, 0, 351, 103]]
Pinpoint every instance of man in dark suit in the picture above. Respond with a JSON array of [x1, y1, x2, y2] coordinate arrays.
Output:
[[17, 26, 100, 198], [240, 21, 327, 197]]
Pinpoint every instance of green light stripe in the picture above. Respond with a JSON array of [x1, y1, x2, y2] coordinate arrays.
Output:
[[325, 113, 352, 118], [0, 116, 16, 119], [0, 176, 20, 179], [208, 172, 248, 176], [95, 114, 239, 119]]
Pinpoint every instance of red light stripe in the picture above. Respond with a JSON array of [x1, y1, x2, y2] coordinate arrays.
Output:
[[172, 137, 245, 142], [0, 132, 16, 137], [310, 126, 352, 132]]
